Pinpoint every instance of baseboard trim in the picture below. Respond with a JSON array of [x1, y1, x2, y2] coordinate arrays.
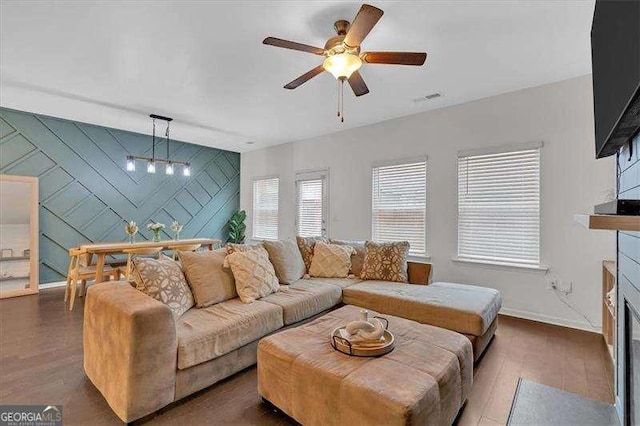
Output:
[[39, 281, 66, 289], [500, 307, 601, 333]]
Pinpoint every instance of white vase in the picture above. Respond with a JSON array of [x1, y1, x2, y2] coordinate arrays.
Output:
[[359, 310, 369, 322]]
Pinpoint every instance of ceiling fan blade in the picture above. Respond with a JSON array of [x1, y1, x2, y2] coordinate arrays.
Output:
[[348, 71, 369, 96], [361, 52, 427, 66], [284, 65, 325, 89], [343, 4, 384, 48], [262, 37, 325, 55]]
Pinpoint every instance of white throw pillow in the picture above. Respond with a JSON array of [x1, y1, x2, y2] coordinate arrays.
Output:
[[309, 242, 355, 278], [227, 247, 280, 303]]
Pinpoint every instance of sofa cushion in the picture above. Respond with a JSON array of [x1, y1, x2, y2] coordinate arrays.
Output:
[[309, 242, 355, 278], [343, 281, 502, 336], [263, 239, 306, 284], [296, 236, 327, 272], [179, 250, 237, 307], [360, 241, 410, 283], [306, 277, 363, 289], [176, 298, 283, 369], [227, 248, 280, 304], [131, 256, 194, 318], [329, 239, 366, 276], [260, 280, 342, 325]]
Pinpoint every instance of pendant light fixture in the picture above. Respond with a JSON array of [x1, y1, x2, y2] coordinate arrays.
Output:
[[126, 114, 192, 177]]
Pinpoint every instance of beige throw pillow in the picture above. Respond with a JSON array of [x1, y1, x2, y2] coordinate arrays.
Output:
[[296, 236, 327, 272], [179, 250, 237, 308], [309, 242, 355, 278], [329, 239, 366, 276], [132, 256, 195, 317], [263, 239, 306, 284], [360, 241, 410, 283], [227, 247, 280, 303], [223, 242, 264, 268]]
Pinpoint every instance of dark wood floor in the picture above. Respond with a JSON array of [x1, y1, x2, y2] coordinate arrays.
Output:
[[0, 287, 614, 425]]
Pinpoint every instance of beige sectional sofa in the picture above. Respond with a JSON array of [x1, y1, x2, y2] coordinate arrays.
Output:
[[84, 260, 502, 423]]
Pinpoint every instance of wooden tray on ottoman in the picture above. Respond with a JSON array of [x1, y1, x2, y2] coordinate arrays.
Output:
[[331, 327, 395, 357]]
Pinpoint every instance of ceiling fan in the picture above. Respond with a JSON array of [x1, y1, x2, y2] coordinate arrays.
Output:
[[263, 3, 427, 121]]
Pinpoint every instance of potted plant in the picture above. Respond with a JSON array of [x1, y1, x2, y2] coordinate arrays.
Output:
[[227, 210, 246, 244]]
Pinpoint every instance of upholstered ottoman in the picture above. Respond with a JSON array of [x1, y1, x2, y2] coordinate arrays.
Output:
[[257, 305, 472, 426], [343, 281, 502, 360]]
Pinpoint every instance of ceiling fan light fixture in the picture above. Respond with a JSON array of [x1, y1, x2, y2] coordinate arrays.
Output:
[[323, 53, 362, 80]]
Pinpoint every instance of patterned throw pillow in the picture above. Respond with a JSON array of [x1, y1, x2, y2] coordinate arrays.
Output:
[[309, 242, 355, 278], [360, 241, 410, 283], [223, 242, 265, 268], [226, 247, 280, 303], [329, 239, 366, 276], [132, 256, 195, 317], [296, 236, 327, 272]]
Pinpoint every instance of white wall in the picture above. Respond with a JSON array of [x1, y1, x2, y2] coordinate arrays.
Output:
[[241, 75, 616, 331]]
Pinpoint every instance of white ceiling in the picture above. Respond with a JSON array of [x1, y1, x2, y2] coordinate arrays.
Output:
[[0, 1, 595, 153]]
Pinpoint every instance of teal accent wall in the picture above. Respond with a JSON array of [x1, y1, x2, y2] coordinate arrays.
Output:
[[0, 107, 240, 283]]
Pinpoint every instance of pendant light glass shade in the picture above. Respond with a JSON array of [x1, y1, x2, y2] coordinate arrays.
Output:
[[183, 164, 191, 177], [147, 162, 156, 174], [126, 156, 136, 172], [165, 163, 174, 175]]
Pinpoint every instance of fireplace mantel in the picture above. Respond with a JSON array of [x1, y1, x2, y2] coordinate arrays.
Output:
[[574, 214, 640, 232]]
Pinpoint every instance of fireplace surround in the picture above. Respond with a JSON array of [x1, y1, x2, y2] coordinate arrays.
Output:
[[616, 135, 640, 425], [620, 281, 640, 425], [624, 301, 639, 424]]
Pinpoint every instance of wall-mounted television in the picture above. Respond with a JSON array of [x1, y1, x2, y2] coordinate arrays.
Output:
[[591, 0, 640, 159]]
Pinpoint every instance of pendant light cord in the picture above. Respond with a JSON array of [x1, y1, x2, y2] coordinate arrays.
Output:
[[166, 121, 170, 161], [151, 118, 156, 162]]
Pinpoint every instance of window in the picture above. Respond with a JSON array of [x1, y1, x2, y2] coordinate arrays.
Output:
[[457, 143, 541, 267], [296, 170, 328, 238], [372, 159, 427, 256], [252, 177, 279, 240]]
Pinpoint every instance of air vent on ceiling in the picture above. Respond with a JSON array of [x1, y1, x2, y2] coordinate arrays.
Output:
[[413, 93, 442, 103]]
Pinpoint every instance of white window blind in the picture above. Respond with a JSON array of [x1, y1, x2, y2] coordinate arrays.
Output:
[[252, 177, 279, 240], [296, 173, 327, 238], [457, 147, 540, 267], [372, 160, 427, 256]]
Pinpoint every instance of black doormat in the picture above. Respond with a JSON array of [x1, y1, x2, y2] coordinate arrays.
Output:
[[507, 378, 618, 425]]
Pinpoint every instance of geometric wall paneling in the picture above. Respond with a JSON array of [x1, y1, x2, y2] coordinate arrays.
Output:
[[0, 107, 240, 283]]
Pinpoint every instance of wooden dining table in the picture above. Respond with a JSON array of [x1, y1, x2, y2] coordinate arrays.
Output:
[[79, 238, 222, 283]]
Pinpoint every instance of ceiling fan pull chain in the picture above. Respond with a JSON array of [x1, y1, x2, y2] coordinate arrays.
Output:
[[337, 79, 341, 118], [341, 79, 345, 123]]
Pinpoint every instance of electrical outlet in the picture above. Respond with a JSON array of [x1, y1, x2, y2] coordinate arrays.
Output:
[[558, 280, 573, 294], [547, 279, 558, 290]]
